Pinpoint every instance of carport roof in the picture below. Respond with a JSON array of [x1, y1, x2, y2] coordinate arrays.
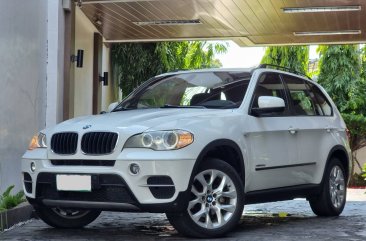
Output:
[[78, 0, 366, 46]]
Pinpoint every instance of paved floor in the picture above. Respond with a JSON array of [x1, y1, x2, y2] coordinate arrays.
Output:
[[1, 189, 365, 241]]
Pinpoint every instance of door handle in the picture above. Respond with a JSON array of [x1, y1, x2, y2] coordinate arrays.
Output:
[[325, 126, 335, 133], [288, 127, 298, 135]]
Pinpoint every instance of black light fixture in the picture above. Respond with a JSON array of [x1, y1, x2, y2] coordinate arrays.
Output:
[[99, 72, 108, 86], [71, 49, 84, 68]]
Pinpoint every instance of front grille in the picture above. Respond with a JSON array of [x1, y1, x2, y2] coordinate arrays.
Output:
[[36, 173, 137, 204], [81, 132, 118, 155], [51, 160, 115, 167], [51, 132, 78, 155]]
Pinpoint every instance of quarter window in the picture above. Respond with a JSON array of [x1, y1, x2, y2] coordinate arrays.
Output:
[[307, 82, 333, 116]]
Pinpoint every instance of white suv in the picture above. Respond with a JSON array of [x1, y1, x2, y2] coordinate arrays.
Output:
[[22, 66, 351, 238]]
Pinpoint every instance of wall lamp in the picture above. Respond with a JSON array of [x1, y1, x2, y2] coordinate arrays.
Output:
[[71, 49, 84, 68], [99, 72, 108, 86]]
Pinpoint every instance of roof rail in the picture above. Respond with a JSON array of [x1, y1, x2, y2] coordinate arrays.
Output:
[[167, 68, 189, 73], [257, 64, 312, 80]]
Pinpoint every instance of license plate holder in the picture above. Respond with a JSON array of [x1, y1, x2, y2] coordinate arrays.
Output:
[[56, 174, 92, 192]]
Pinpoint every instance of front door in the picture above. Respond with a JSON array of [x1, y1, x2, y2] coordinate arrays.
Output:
[[245, 72, 298, 192]]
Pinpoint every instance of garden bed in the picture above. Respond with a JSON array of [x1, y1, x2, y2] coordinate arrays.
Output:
[[0, 202, 34, 231]]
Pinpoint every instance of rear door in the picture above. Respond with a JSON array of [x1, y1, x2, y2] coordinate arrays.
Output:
[[281, 74, 334, 185]]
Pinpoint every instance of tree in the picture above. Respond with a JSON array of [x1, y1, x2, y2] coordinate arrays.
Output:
[[317, 45, 366, 175], [155, 41, 227, 71], [111, 43, 165, 99], [317, 45, 364, 113], [361, 45, 366, 81], [260, 46, 309, 74], [111, 41, 227, 98]]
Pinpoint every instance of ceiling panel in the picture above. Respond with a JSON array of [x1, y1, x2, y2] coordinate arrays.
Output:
[[78, 0, 366, 46]]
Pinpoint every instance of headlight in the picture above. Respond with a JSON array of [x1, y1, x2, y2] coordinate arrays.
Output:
[[28, 133, 47, 150], [124, 130, 193, 150]]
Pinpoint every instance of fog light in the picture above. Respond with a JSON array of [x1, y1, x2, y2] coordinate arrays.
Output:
[[30, 162, 36, 172], [129, 163, 140, 175]]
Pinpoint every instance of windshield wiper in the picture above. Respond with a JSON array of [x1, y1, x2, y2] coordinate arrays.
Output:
[[215, 102, 242, 109], [112, 106, 136, 112], [161, 104, 206, 109]]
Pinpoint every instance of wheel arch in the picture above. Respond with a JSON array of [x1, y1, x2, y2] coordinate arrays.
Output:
[[191, 139, 245, 185], [323, 145, 351, 182]]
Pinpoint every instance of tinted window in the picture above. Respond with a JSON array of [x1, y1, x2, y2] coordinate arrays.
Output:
[[282, 75, 319, 116], [252, 73, 287, 108], [307, 82, 333, 116]]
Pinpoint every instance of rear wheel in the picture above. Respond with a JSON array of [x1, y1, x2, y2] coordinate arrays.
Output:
[[34, 205, 101, 228], [309, 157, 347, 216], [166, 158, 244, 238]]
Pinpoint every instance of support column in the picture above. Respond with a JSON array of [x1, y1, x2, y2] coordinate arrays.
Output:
[[46, 0, 66, 127]]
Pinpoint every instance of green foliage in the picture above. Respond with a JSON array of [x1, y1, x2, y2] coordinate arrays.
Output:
[[342, 113, 366, 151], [111, 41, 227, 97], [317, 45, 365, 114], [362, 163, 366, 180], [349, 173, 366, 187], [155, 41, 227, 71], [111, 43, 165, 98], [260, 46, 309, 74], [361, 45, 366, 81], [0, 186, 25, 211]]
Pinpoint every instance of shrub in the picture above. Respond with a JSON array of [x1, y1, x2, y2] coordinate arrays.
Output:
[[0, 185, 25, 211], [349, 173, 366, 187]]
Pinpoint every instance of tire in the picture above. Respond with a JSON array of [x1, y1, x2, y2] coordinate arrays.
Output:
[[309, 157, 347, 216], [34, 205, 101, 228], [166, 158, 244, 238]]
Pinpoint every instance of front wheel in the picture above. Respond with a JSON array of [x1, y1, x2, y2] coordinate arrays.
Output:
[[309, 157, 347, 216], [166, 158, 244, 238], [34, 205, 101, 228]]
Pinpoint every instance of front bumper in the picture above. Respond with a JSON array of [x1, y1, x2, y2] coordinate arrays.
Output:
[[22, 148, 196, 212]]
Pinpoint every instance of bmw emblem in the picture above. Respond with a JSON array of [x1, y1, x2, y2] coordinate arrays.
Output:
[[83, 125, 92, 130]]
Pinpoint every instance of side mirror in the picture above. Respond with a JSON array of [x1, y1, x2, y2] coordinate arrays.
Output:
[[251, 96, 285, 117], [258, 96, 285, 108], [108, 102, 118, 112]]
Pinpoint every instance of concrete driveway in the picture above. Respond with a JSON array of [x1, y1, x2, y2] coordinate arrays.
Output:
[[1, 189, 365, 241]]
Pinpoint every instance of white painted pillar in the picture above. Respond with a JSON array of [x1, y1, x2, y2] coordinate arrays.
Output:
[[46, 0, 65, 127]]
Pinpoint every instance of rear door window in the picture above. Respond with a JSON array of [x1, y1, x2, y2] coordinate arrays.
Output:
[[282, 74, 322, 116]]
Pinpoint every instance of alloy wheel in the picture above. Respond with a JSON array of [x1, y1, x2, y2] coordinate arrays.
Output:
[[51, 208, 90, 219], [329, 165, 345, 209], [188, 169, 237, 229]]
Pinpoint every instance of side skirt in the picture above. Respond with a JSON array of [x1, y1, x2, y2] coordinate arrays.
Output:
[[244, 184, 321, 205]]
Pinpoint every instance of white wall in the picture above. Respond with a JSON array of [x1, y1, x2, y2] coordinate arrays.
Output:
[[0, 0, 47, 192], [74, 7, 114, 117], [101, 46, 114, 111], [74, 7, 95, 117]]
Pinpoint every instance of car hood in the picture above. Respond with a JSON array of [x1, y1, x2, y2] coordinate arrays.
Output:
[[51, 108, 234, 134]]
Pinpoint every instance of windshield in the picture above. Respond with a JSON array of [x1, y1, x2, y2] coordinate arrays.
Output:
[[116, 71, 252, 110]]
